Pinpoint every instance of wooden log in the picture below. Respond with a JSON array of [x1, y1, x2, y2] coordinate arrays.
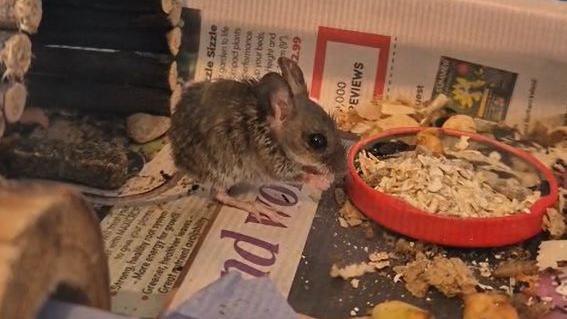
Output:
[[0, 0, 42, 34], [168, 0, 182, 26], [27, 74, 172, 116], [167, 26, 182, 56], [42, 0, 175, 14], [0, 31, 31, 80], [39, 4, 178, 34], [30, 46, 178, 91], [2, 136, 132, 189], [32, 26, 182, 55], [0, 111, 5, 138], [0, 181, 110, 319], [176, 7, 201, 82], [0, 81, 26, 123]]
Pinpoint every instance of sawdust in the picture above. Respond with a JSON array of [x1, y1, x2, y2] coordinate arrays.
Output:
[[493, 260, 539, 278], [338, 199, 367, 227], [393, 253, 478, 298]]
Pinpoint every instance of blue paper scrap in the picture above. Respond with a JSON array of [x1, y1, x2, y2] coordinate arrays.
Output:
[[37, 272, 299, 319]]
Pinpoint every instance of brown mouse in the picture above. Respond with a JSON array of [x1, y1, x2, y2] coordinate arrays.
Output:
[[167, 56, 347, 220], [49, 57, 347, 220]]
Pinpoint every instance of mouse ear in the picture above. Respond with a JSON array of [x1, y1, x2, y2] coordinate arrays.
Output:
[[277, 57, 308, 97], [258, 72, 295, 123]]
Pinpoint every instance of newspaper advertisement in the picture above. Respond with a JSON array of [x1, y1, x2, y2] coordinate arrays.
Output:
[[184, 0, 567, 133]]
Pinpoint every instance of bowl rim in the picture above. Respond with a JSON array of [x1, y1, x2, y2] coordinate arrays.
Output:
[[347, 127, 559, 223]]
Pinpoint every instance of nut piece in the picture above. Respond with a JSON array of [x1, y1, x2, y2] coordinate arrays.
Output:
[[463, 293, 519, 319], [371, 300, 433, 319], [442, 114, 477, 133]]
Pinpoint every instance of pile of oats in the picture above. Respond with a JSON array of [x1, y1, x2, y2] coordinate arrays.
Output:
[[356, 149, 541, 218]]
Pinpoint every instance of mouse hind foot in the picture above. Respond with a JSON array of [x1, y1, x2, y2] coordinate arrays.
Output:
[[213, 188, 285, 223]]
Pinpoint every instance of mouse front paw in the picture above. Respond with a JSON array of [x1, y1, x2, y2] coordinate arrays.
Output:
[[302, 173, 333, 191]]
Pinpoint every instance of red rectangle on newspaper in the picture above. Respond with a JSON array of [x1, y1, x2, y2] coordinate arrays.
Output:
[[311, 26, 391, 101]]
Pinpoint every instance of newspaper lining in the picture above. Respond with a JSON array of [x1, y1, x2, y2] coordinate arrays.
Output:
[[100, 0, 567, 317], [100, 146, 218, 318]]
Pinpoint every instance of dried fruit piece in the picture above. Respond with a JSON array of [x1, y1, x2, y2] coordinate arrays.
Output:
[[371, 300, 433, 319], [463, 293, 519, 319], [416, 128, 444, 156], [442, 114, 477, 133]]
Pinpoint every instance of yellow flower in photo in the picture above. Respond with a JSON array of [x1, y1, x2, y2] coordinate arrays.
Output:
[[451, 77, 485, 109]]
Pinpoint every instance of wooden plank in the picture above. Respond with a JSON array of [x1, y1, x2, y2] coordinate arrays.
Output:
[[27, 74, 172, 116], [39, 4, 177, 33], [30, 46, 178, 91], [42, 0, 175, 14], [32, 26, 181, 55]]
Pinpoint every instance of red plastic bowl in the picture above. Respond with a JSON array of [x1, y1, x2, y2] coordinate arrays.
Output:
[[345, 127, 559, 248]]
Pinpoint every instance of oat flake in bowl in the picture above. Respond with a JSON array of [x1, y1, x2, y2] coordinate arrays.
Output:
[[345, 127, 559, 247], [356, 150, 541, 218]]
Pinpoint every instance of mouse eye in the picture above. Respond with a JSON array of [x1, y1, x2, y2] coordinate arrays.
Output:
[[308, 133, 327, 151]]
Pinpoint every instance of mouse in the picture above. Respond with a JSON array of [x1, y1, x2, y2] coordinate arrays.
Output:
[[167, 56, 347, 221], [28, 57, 348, 220]]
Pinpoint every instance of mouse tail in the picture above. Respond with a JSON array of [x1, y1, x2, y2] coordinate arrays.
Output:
[[15, 172, 195, 206], [84, 172, 191, 206]]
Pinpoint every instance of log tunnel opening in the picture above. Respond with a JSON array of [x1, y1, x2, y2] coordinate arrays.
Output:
[[49, 283, 91, 306]]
